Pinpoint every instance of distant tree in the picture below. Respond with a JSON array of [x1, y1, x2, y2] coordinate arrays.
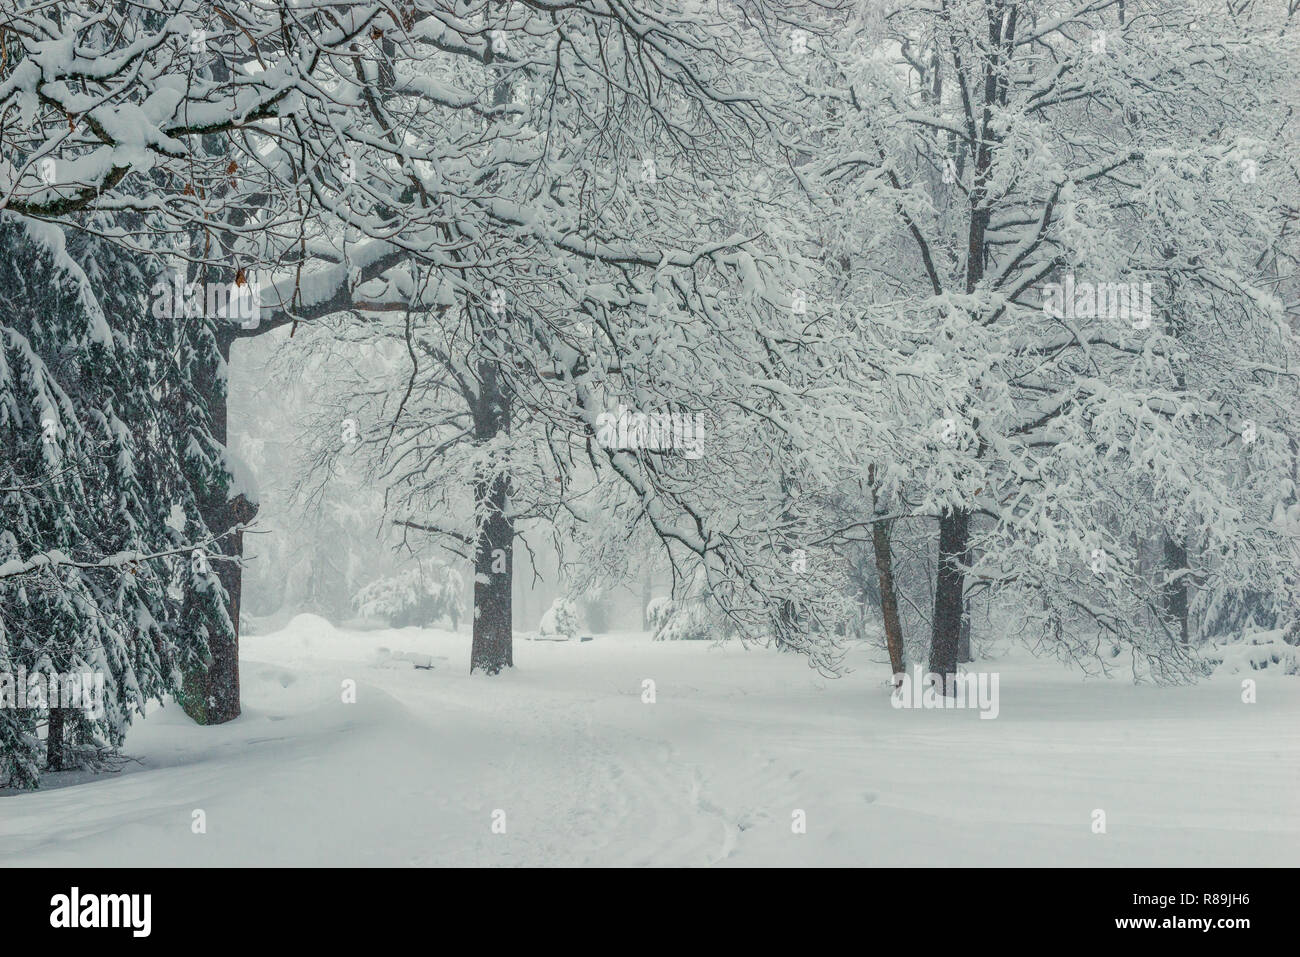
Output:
[[353, 563, 465, 630]]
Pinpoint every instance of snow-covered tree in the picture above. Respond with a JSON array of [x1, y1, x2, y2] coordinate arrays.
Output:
[[0, 216, 232, 786], [353, 562, 464, 630], [282, 0, 853, 676], [797, 0, 1300, 686]]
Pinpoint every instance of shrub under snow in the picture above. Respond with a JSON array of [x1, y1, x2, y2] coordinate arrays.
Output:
[[647, 598, 713, 641], [644, 596, 673, 635], [353, 564, 464, 630], [1202, 629, 1299, 676], [539, 598, 583, 640]]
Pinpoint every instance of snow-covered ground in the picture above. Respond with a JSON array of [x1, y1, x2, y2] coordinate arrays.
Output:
[[3, 615, 1297, 866]]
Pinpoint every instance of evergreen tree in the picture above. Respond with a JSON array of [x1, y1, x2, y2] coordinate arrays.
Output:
[[0, 215, 232, 787]]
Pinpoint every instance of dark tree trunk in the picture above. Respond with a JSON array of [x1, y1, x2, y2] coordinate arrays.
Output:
[[174, 44, 265, 724], [181, 334, 255, 724], [46, 707, 65, 771], [1163, 533, 1190, 645], [870, 516, 907, 678], [180, 515, 249, 724], [470, 359, 514, 674], [957, 600, 973, 662], [928, 507, 971, 693], [471, 474, 513, 673], [464, 64, 518, 675]]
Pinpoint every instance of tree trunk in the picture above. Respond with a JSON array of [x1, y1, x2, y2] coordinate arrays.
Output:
[[470, 358, 514, 674], [928, 507, 971, 693], [1163, 532, 1190, 645], [46, 707, 65, 771], [465, 58, 518, 676], [471, 474, 513, 673], [927, 44, 990, 692], [870, 517, 907, 678], [181, 334, 255, 724], [641, 576, 653, 631], [174, 41, 267, 724], [957, 600, 973, 662], [180, 517, 248, 724], [927, 37, 990, 692]]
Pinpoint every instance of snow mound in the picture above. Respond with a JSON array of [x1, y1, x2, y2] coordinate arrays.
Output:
[[280, 613, 338, 639], [373, 648, 443, 670], [1203, 629, 1298, 675]]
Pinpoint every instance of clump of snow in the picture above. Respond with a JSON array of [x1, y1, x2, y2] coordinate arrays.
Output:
[[221, 445, 261, 508]]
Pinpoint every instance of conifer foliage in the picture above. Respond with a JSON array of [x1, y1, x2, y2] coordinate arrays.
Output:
[[0, 217, 232, 787]]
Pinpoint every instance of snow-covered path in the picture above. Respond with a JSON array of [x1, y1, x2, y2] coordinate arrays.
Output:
[[3, 616, 1297, 866]]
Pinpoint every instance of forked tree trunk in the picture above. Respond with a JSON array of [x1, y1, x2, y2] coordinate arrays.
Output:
[[928, 507, 971, 694], [466, 55, 518, 676], [929, 5, 994, 693]]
